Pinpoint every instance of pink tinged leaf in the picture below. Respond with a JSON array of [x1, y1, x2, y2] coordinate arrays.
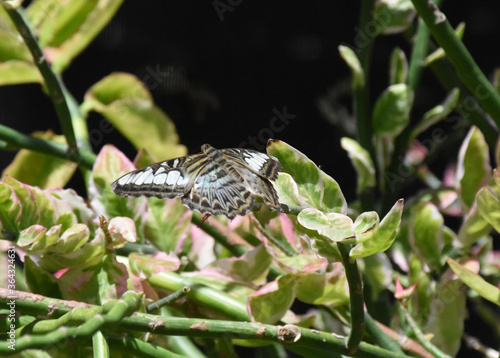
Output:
[[18, 225, 47, 248], [190, 225, 216, 268], [3, 177, 41, 231], [278, 213, 299, 248], [248, 275, 296, 324], [0, 182, 22, 233], [213, 244, 272, 284], [108, 216, 137, 248], [394, 277, 417, 299], [129, 252, 181, 279]]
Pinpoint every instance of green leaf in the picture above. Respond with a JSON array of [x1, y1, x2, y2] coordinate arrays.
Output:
[[374, 0, 416, 34], [0, 29, 32, 62], [89, 145, 147, 233], [17, 225, 47, 248], [409, 202, 444, 271], [27, 0, 125, 73], [0, 181, 22, 233], [350, 199, 404, 260], [338, 45, 364, 89], [340, 137, 376, 194], [2, 131, 78, 188], [447, 258, 500, 306], [317, 213, 355, 243], [47, 224, 90, 254], [373, 83, 413, 136], [24, 256, 62, 298], [353, 211, 379, 243], [273, 173, 302, 209], [129, 252, 181, 278], [389, 47, 407, 85], [82, 73, 186, 160], [297, 208, 331, 230], [267, 140, 346, 213], [457, 126, 491, 211], [360, 253, 393, 301], [3, 176, 41, 230], [425, 22, 466, 66], [144, 198, 191, 253], [214, 245, 272, 284], [457, 203, 491, 247], [476, 187, 500, 233], [0, 60, 42, 85], [409, 88, 460, 142], [36, 0, 99, 48], [295, 268, 349, 307], [248, 275, 296, 324], [424, 267, 466, 356]]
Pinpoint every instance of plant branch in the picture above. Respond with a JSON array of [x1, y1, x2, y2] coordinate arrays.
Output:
[[2, 3, 79, 152], [355, 0, 375, 155], [0, 289, 413, 358], [399, 303, 453, 358], [0, 124, 96, 169], [411, 0, 500, 129], [337, 243, 365, 354]]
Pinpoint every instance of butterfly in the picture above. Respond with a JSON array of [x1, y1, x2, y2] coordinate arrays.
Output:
[[111, 144, 282, 219]]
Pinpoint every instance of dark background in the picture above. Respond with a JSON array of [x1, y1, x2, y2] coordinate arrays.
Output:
[[2, 1, 499, 201], [1, 2, 499, 356]]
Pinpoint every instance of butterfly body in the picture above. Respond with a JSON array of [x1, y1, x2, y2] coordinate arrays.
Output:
[[111, 144, 282, 219]]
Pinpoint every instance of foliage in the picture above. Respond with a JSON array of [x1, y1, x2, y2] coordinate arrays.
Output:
[[0, 0, 499, 357]]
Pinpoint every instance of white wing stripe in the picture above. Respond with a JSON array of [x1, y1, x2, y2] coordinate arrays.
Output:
[[153, 173, 167, 185], [166, 170, 181, 185]]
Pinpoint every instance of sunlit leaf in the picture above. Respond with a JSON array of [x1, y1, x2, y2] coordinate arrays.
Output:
[[409, 202, 444, 271], [338, 45, 364, 89], [374, 0, 416, 34], [389, 47, 407, 85], [340, 137, 376, 194], [373, 84, 413, 136], [350, 199, 404, 260], [2, 131, 78, 188], [81, 73, 186, 161], [424, 268, 466, 356], [267, 140, 347, 213], [456, 126, 490, 211], [248, 275, 296, 324], [447, 258, 500, 306]]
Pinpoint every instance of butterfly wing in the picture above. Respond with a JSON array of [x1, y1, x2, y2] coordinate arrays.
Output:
[[112, 144, 282, 219], [182, 159, 255, 219], [204, 145, 282, 212], [111, 153, 207, 198], [219, 148, 282, 181]]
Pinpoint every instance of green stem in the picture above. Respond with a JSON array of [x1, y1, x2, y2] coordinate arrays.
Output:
[[407, 19, 430, 91], [355, 0, 375, 154], [146, 286, 191, 313], [148, 272, 250, 322], [355, 0, 376, 212], [2, 3, 78, 152], [0, 124, 96, 169], [93, 331, 110, 358], [400, 303, 453, 358], [337, 243, 365, 354], [191, 212, 246, 257], [411, 0, 500, 128], [107, 335, 188, 358], [159, 307, 206, 358], [364, 312, 403, 353], [0, 288, 413, 358]]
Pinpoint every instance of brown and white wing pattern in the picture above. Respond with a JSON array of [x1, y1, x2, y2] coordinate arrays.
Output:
[[111, 144, 282, 219], [111, 153, 207, 198]]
